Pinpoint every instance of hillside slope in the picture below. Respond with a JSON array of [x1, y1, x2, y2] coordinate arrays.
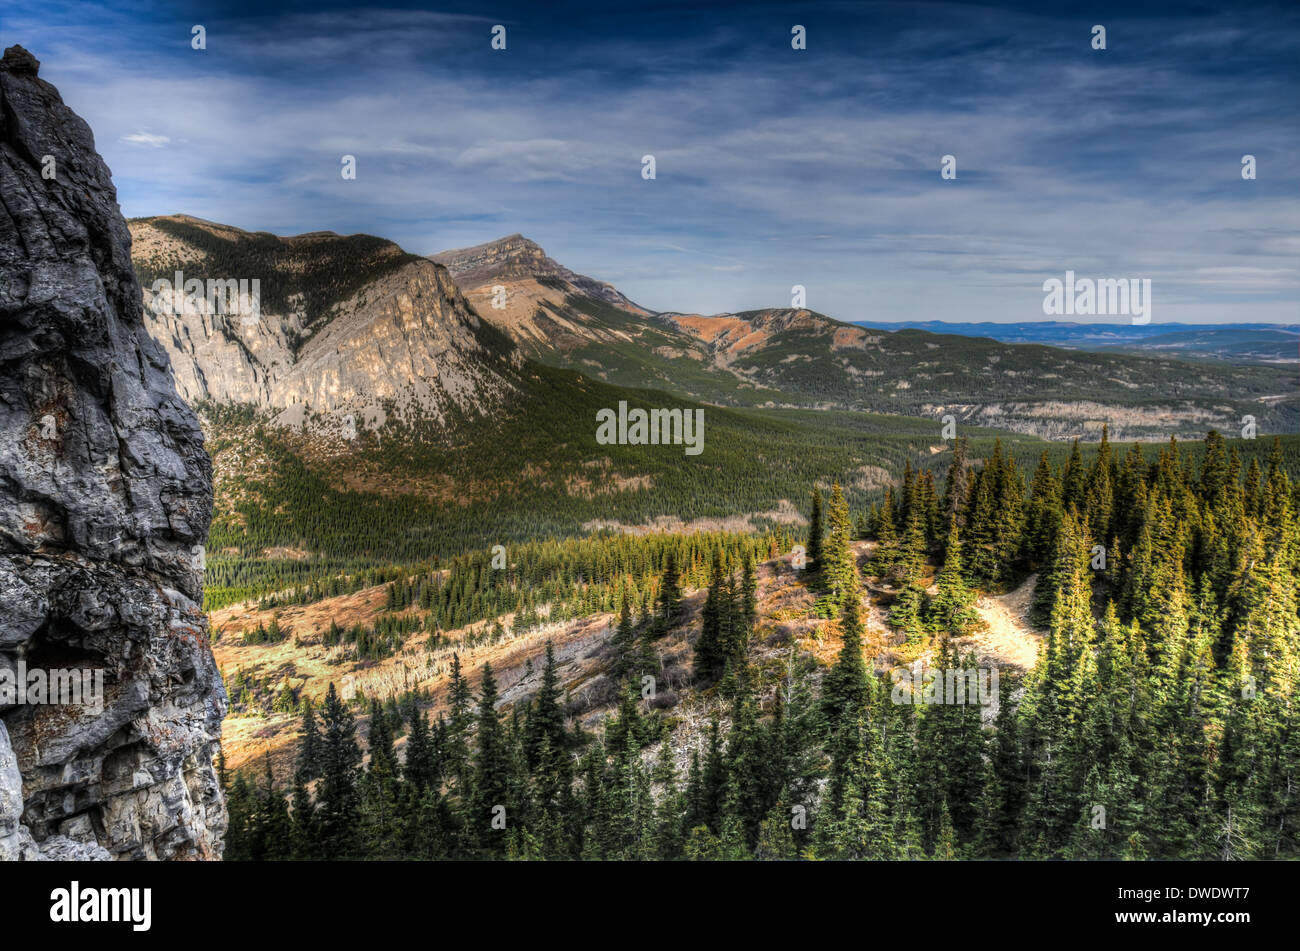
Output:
[[432, 233, 1298, 440], [660, 310, 1299, 440], [132, 215, 524, 433]]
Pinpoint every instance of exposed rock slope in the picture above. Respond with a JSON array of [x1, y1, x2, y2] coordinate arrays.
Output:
[[131, 216, 524, 433], [430, 233, 660, 349], [0, 45, 225, 860]]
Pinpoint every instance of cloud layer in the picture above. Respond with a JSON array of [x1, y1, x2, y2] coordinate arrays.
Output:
[[8, 0, 1298, 323]]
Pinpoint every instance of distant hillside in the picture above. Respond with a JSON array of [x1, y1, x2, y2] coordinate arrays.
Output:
[[857, 320, 1300, 364], [661, 310, 1298, 440], [431, 236, 1299, 441], [431, 234, 767, 402]]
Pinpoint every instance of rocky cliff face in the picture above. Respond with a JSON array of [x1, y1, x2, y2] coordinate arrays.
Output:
[[131, 216, 525, 433], [0, 46, 226, 860]]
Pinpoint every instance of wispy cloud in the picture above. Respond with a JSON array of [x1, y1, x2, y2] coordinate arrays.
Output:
[[121, 131, 170, 147], [5, 0, 1297, 323]]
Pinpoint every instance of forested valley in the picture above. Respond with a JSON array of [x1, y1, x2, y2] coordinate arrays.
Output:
[[222, 430, 1300, 860]]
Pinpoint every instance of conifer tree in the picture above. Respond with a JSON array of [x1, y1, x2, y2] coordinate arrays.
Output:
[[404, 706, 437, 794], [927, 524, 979, 634], [1023, 451, 1060, 567], [298, 698, 321, 779], [289, 768, 316, 860], [256, 753, 292, 861], [821, 482, 857, 608], [695, 550, 731, 683], [470, 662, 510, 857], [807, 486, 824, 570], [610, 594, 637, 684], [317, 682, 362, 858], [943, 436, 970, 528], [524, 640, 567, 776], [656, 548, 683, 629], [822, 584, 869, 736], [445, 653, 473, 791], [224, 772, 255, 862], [360, 697, 402, 857]]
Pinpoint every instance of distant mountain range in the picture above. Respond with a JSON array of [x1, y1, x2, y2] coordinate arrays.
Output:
[[428, 233, 1297, 441], [130, 219, 1298, 444], [855, 320, 1300, 364]]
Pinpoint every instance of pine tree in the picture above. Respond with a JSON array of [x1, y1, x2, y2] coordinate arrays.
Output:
[[656, 548, 683, 629], [821, 482, 857, 608], [974, 682, 1025, 857], [316, 682, 362, 858], [524, 640, 567, 775], [610, 594, 637, 684], [807, 487, 824, 570], [298, 698, 321, 779], [695, 550, 731, 683], [289, 768, 316, 859], [256, 753, 291, 861], [1061, 439, 1086, 513], [224, 772, 255, 861], [405, 706, 437, 793], [652, 725, 685, 859], [1023, 450, 1060, 567], [470, 662, 511, 857], [889, 507, 929, 641], [943, 436, 970, 528], [360, 698, 402, 857], [927, 523, 979, 634], [445, 653, 473, 791], [822, 585, 869, 736], [737, 553, 757, 661]]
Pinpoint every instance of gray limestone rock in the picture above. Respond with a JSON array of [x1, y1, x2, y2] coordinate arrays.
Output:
[[0, 44, 226, 860]]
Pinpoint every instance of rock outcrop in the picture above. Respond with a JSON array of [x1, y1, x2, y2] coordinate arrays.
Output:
[[130, 215, 525, 433], [0, 46, 226, 860]]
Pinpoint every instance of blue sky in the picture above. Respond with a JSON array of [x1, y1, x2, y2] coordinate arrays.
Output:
[[4, 0, 1298, 323]]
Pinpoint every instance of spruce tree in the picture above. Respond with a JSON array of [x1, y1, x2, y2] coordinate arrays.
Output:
[[928, 523, 979, 634], [807, 486, 824, 570], [821, 482, 857, 608], [316, 682, 362, 858], [470, 662, 511, 857], [360, 697, 402, 857]]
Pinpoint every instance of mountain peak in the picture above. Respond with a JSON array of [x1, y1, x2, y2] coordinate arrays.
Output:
[[430, 234, 647, 329], [127, 215, 523, 428], [431, 233, 555, 285]]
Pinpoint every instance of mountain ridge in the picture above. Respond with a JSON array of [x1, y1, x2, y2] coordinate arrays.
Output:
[[131, 215, 525, 434], [135, 219, 1300, 443]]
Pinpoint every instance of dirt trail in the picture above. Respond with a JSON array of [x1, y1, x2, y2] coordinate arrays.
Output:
[[961, 574, 1043, 671]]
